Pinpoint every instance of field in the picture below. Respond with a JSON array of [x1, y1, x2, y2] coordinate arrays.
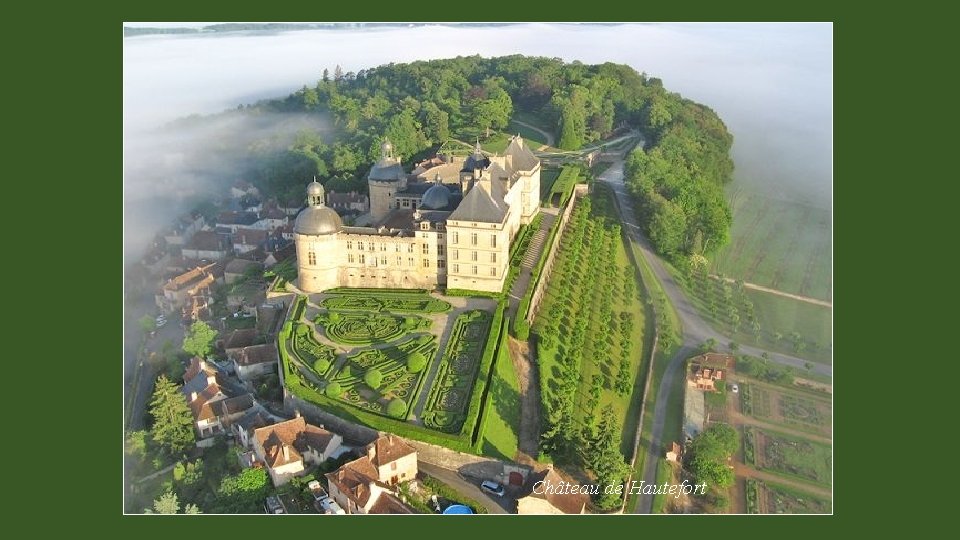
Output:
[[746, 479, 832, 514], [740, 382, 832, 437], [681, 264, 832, 364], [743, 426, 832, 487], [533, 184, 649, 461], [712, 191, 832, 301]]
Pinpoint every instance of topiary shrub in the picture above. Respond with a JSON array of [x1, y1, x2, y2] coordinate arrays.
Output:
[[314, 358, 331, 373], [387, 398, 407, 419], [325, 382, 342, 398], [364, 368, 384, 389], [329, 312, 342, 323], [407, 353, 428, 374]]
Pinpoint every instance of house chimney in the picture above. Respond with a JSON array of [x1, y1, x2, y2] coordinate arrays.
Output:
[[207, 374, 217, 386], [283, 445, 290, 461], [294, 409, 301, 418], [190, 391, 198, 401], [367, 443, 376, 460]]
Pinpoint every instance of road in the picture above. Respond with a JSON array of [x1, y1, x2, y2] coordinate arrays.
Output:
[[511, 119, 555, 149], [419, 462, 512, 514], [593, 158, 832, 514], [124, 290, 184, 431]]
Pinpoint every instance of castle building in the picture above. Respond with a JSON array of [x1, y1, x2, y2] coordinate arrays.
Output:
[[294, 136, 540, 293]]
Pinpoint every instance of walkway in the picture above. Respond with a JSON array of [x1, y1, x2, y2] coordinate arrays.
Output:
[[511, 118, 555, 150], [731, 462, 832, 499], [506, 209, 557, 324], [419, 462, 511, 514], [710, 275, 832, 308]]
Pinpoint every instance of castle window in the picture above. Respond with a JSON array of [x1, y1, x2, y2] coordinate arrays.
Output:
[[422, 244, 429, 255], [348, 254, 355, 263], [408, 257, 415, 267], [471, 233, 478, 246], [490, 267, 497, 277], [472, 266, 478, 275], [358, 241, 364, 250], [408, 244, 415, 253], [452, 232, 458, 244], [369, 243, 375, 251], [381, 256, 387, 265], [397, 256, 402, 266], [438, 245, 445, 256], [347, 241, 352, 250], [490, 252, 497, 263], [402, 199, 409, 208], [423, 259, 430, 268], [381, 243, 386, 251], [308, 251, 316, 265], [490, 234, 497, 248], [452, 264, 459, 273], [395, 244, 401, 252], [452, 249, 458, 261], [359, 254, 366, 264], [438, 259, 446, 268], [471, 251, 477, 262]]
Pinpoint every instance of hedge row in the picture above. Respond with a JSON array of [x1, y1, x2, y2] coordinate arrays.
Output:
[[511, 198, 568, 337], [444, 289, 503, 299], [462, 300, 507, 444]]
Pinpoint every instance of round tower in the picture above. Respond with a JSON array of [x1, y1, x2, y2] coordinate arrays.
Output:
[[294, 180, 342, 293], [368, 138, 405, 223]]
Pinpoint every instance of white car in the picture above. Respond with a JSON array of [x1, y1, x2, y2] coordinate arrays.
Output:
[[731, 384, 739, 394], [480, 480, 505, 497], [155, 316, 167, 328]]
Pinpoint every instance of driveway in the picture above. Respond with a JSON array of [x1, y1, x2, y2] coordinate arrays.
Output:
[[419, 462, 513, 514]]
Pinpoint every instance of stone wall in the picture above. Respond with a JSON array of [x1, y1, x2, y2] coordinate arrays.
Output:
[[527, 184, 589, 324], [283, 393, 379, 447]]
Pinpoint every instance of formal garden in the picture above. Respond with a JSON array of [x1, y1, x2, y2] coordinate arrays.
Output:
[[278, 292, 508, 454], [745, 479, 832, 514], [743, 426, 832, 487], [421, 310, 493, 433]]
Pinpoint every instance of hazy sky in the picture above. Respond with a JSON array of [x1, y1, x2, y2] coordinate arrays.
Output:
[[123, 23, 832, 259]]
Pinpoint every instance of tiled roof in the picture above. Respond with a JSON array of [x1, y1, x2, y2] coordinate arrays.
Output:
[[210, 393, 255, 418], [232, 343, 278, 366], [448, 177, 507, 223], [505, 136, 539, 173], [184, 231, 226, 252], [325, 456, 382, 508], [223, 328, 259, 351], [522, 468, 588, 514], [224, 258, 262, 275], [368, 493, 413, 514], [254, 417, 338, 468], [368, 435, 416, 469]]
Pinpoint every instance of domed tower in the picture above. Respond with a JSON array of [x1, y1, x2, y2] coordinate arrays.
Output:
[[368, 138, 406, 223], [420, 173, 451, 210], [294, 180, 343, 293]]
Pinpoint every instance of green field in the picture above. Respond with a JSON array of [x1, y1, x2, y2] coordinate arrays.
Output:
[[677, 264, 833, 364], [479, 333, 520, 460], [507, 120, 548, 149], [712, 191, 832, 301], [539, 168, 562, 202], [534, 185, 649, 460]]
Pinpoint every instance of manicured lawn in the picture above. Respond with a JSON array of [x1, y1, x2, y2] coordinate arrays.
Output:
[[651, 459, 674, 514], [506, 120, 547, 149], [480, 342, 520, 461]]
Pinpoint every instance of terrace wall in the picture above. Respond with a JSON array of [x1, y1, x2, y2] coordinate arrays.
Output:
[[526, 184, 589, 324]]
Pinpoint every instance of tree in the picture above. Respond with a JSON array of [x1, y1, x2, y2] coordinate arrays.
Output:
[[152, 491, 180, 514], [590, 406, 629, 510], [314, 358, 331, 373], [365, 368, 384, 390], [804, 361, 813, 372], [728, 341, 739, 353], [139, 315, 157, 335], [215, 468, 270, 513], [407, 353, 427, 374], [184, 504, 202, 514], [182, 321, 217, 359], [325, 382, 342, 398], [149, 375, 196, 455], [387, 398, 407, 418], [687, 424, 738, 489]]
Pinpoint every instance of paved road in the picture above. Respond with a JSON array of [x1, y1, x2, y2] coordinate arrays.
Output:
[[593, 158, 832, 514], [419, 462, 512, 514]]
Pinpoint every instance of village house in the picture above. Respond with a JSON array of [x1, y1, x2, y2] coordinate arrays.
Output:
[[181, 230, 231, 261], [252, 205, 290, 231], [180, 357, 256, 443], [516, 467, 588, 515], [688, 353, 735, 392], [252, 415, 344, 486], [220, 327, 260, 354], [216, 211, 259, 234], [232, 228, 269, 255], [163, 212, 205, 246], [230, 181, 260, 200], [155, 262, 222, 316], [229, 342, 278, 382], [325, 434, 417, 514], [666, 441, 683, 463], [326, 190, 370, 214]]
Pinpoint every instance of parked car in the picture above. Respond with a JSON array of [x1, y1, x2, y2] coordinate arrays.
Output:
[[731, 384, 739, 394], [480, 480, 505, 497], [155, 315, 167, 328]]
